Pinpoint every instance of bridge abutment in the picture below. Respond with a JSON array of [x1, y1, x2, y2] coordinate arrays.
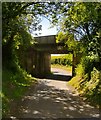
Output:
[[34, 52, 51, 78]]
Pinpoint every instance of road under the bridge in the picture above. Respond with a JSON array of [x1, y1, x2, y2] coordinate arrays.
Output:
[[7, 67, 99, 119]]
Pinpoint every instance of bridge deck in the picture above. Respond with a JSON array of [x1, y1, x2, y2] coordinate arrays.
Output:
[[30, 43, 73, 54]]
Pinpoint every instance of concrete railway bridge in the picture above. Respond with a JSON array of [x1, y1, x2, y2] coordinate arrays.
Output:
[[19, 35, 76, 78]]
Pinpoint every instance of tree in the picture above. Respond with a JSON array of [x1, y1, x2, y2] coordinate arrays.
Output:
[[3, 2, 100, 68], [2, 2, 67, 68], [56, 2, 101, 64]]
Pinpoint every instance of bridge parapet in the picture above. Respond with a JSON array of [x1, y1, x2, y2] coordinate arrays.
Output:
[[32, 35, 71, 53], [34, 35, 56, 44]]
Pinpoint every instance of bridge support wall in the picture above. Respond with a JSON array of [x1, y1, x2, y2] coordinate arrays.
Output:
[[34, 52, 51, 77], [18, 48, 51, 78]]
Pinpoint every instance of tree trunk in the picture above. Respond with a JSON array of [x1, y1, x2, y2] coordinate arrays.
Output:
[[2, 32, 15, 66]]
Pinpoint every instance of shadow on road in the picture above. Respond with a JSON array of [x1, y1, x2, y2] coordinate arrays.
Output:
[[45, 68, 72, 81], [6, 80, 99, 119], [35, 72, 72, 81], [45, 74, 72, 81], [34, 67, 72, 81]]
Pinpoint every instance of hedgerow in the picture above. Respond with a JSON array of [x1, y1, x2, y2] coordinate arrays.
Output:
[[51, 54, 72, 66]]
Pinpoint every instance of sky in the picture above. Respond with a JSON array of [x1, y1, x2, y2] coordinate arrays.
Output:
[[32, 17, 61, 56], [32, 17, 58, 37]]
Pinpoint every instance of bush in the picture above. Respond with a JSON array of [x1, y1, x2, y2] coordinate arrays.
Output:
[[82, 68, 101, 106], [81, 56, 94, 75], [75, 64, 84, 76], [75, 55, 99, 80], [51, 54, 72, 66]]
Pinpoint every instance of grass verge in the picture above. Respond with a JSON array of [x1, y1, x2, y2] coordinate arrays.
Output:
[[2, 67, 37, 117]]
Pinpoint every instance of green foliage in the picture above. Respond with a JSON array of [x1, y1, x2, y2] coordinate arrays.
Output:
[[84, 68, 100, 93], [75, 55, 99, 78], [89, 31, 101, 63], [81, 68, 101, 106], [56, 31, 86, 61], [75, 64, 84, 77], [56, 31, 76, 50], [58, 2, 101, 60], [68, 76, 82, 91], [51, 54, 72, 66], [69, 51, 100, 106], [81, 56, 94, 76], [56, 32, 68, 44]]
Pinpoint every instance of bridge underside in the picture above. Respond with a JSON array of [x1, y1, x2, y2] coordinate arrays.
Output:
[[22, 44, 73, 78], [33, 43, 73, 54]]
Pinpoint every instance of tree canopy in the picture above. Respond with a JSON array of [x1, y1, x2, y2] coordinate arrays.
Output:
[[56, 2, 101, 63], [2, 2, 101, 66], [2, 3, 101, 114]]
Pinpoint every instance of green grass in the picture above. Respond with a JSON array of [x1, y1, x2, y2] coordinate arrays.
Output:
[[2, 67, 37, 117], [68, 75, 82, 90], [51, 54, 72, 60], [51, 64, 72, 73]]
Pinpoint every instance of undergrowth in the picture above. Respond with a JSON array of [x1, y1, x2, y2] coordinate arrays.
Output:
[[69, 56, 101, 107], [2, 65, 37, 117]]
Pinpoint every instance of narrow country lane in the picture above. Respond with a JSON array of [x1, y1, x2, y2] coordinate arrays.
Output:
[[8, 68, 99, 119]]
